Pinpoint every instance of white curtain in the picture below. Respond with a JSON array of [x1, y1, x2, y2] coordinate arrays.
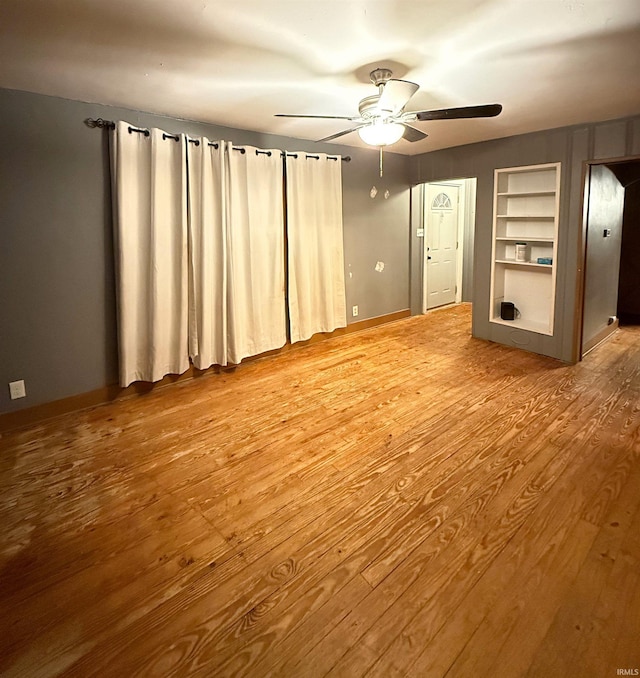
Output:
[[112, 132, 345, 383], [226, 145, 287, 363], [186, 138, 227, 369], [111, 122, 189, 387], [286, 153, 347, 342]]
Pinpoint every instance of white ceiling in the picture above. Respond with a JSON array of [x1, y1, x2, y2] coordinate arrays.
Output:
[[1, 0, 640, 155]]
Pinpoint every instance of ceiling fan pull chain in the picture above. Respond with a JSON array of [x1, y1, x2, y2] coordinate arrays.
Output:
[[379, 146, 383, 177]]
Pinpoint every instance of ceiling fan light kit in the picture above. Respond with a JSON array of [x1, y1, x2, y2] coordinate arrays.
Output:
[[358, 120, 404, 146]]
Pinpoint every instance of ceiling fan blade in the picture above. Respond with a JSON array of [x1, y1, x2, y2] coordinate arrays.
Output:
[[274, 114, 355, 120], [377, 79, 420, 116], [316, 125, 366, 143], [415, 104, 503, 121], [402, 123, 428, 142]]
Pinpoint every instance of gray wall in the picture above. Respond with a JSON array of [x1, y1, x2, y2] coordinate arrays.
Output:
[[2, 84, 638, 415], [582, 165, 625, 351], [462, 178, 477, 303], [0, 88, 411, 413], [409, 115, 640, 362], [342, 152, 410, 321]]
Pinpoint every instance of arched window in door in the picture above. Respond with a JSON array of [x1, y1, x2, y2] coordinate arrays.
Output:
[[432, 192, 452, 210]]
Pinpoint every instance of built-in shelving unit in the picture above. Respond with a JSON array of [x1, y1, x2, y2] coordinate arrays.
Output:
[[489, 162, 561, 336]]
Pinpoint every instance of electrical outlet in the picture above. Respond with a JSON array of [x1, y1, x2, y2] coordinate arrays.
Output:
[[352, 305, 359, 317], [9, 380, 26, 400]]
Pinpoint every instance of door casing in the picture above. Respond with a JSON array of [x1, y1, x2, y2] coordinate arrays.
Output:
[[422, 180, 466, 313]]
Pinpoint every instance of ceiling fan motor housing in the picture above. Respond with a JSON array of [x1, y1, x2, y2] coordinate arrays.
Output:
[[358, 94, 383, 119]]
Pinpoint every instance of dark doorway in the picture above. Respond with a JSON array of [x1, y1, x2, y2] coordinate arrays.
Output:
[[611, 161, 640, 325]]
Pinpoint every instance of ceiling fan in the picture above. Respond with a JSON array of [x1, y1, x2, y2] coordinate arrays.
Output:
[[275, 67, 502, 147]]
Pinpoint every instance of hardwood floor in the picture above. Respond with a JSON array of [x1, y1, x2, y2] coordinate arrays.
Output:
[[1, 303, 639, 677]]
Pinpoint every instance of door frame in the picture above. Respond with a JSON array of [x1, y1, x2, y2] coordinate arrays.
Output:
[[421, 179, 470, 313], [573, 153, 640, 361]]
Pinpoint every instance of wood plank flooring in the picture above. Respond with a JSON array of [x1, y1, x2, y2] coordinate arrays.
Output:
[[1, 303, 639, 677]]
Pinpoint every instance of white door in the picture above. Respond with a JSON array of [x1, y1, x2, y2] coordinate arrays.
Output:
[[424, 183, 459, 310]]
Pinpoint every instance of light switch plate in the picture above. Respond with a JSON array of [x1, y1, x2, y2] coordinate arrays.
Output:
[[9, 380, 26, 400]]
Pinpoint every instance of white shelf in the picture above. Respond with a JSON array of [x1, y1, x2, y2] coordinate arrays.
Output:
[[495, 259, 554, 269], [491, 316, 552, 335], [495, 237, 554, 243], [496, 215, 555, 220], [497, 190, 556, 198], [490, 162, 561, 337]]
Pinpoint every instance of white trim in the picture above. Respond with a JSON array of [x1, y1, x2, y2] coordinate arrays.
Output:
[[421, 178, 476, 312], [489, 162, 561, 336]]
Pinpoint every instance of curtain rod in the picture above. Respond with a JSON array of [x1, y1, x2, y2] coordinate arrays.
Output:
[[85, 118, 351, 162]]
